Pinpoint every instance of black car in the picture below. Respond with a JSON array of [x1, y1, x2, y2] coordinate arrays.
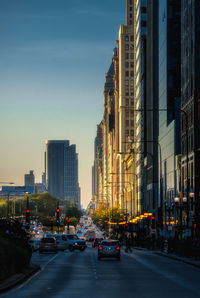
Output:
[[39, 237, 57, 254], [98, 240, 120, 260]]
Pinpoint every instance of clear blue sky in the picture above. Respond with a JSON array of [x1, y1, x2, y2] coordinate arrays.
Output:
[[0, 0, 125, 208]]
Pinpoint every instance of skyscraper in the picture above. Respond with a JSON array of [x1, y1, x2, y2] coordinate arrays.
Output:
[[181, 0, 200, 230], [24, 170, 35, 187], [46, 140, 80, 207]]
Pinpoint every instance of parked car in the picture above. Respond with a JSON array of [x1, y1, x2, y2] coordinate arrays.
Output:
[[29, 239, 41, 251], [98, 240, 120, 260], [39, 237, 57, 254]]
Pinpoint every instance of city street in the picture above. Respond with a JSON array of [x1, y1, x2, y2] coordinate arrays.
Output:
[[1, 245, 200, 298]]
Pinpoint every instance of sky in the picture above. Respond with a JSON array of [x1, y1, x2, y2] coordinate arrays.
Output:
[[0, 0, 125, 208]]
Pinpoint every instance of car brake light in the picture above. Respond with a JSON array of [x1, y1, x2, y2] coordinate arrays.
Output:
[[99, 246, 103, 250], [116, 246, 120, 250], [40, 242, 42, 246]]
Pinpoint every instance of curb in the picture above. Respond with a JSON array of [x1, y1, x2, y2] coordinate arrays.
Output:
[[0, 264, 40, 294], [154, 251, 200, 269]]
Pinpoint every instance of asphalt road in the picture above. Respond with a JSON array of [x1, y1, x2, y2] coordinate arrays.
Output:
[[1, 245, 200, 298]]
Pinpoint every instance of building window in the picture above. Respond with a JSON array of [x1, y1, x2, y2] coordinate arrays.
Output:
[[126, 71, 129, 77], [130, 130, 134, 136], [130, 80, 134, 86], [125, 44, 129, 50], [130, 71, 134, 77], [141, 21, 147, 27], [130, 7, 132, 11], [126, 110, 129, 117], [130, 14, 132, 19], [130, 110, 134, 117], [125, 80, 129, 86], [131, 120, 134, 127], [126, 53, 129, 60], [130, 53, 134, 59], [129, 20, 132, 25], [125, 89, 129, 96], [125, 36, 129, 42], [126, 98, 129, 106], [141, 7, 147, 13], [130, 62, 134, 68], [125, 130, 129, 137], [126, 62, 129, 68], [131, 99, 134, 106], [129, 0, 132, 5], [126, 120, 129, 127]]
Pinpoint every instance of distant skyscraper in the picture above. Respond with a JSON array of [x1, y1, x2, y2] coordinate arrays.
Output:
[[45, 140, 80, 207], [24, 170, 35, 187]]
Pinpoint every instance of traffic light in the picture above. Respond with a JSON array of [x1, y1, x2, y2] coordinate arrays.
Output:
[[56, 208, 60, 222], [152, 216, 156, 229], [26, 209, 30, 224]]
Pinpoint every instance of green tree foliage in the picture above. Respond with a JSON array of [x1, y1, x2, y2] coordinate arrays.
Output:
[[65, 204, 82, 220], [68, 217, 79, 227], [93, 203, 125, 229]]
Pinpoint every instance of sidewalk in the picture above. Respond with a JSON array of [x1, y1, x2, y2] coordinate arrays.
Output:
[[133, 246, 200, 268], [0, 264, 40, 294], [154, 250, 200, 268]]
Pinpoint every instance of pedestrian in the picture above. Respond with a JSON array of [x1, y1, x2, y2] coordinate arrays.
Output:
[[125, 232, 132, 252]]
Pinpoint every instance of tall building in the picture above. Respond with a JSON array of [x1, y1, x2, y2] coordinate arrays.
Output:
[[46, 140, 80, 207], [181, 0, 200, 231], [118, 0, 135, 211], [24, 170, 35, 187], [92, 123, 103, 208], [158, 0, 181, 223], [143, 0, 159, 217]]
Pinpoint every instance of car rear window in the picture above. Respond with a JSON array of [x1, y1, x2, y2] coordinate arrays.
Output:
[[101, 241, 118, 246], [41, 238, 55, 243]]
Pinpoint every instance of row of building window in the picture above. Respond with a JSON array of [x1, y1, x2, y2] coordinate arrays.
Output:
[[125, 52, 134, 60], [126, 120, 134, 127], [125, 89, 134, 96], [125, 71, 134, 77]]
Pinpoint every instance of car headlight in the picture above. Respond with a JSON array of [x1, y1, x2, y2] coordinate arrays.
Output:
[[75, 242, 78, 245]]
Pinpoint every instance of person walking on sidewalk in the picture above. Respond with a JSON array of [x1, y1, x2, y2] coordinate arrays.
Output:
[[125, 232, 132, 253]]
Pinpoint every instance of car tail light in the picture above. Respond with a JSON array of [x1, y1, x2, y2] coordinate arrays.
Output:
[[116, 246, 120, 250], [99, 246, 103, 250], [40, 242, 42, 247], [54, 242, 57, 247]]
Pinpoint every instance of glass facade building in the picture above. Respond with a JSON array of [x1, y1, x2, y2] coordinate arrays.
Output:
[[158, 0, 181, 209], [46, 140, 80, 206]]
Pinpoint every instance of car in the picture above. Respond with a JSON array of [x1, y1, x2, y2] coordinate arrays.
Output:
[[51, 234, 69, 251], [93, 238, 103, 247], [39, 237, 57, 254], [29, 239, 41, 251], [98, 240, 120, 260], [64, 234, 87, 251]]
